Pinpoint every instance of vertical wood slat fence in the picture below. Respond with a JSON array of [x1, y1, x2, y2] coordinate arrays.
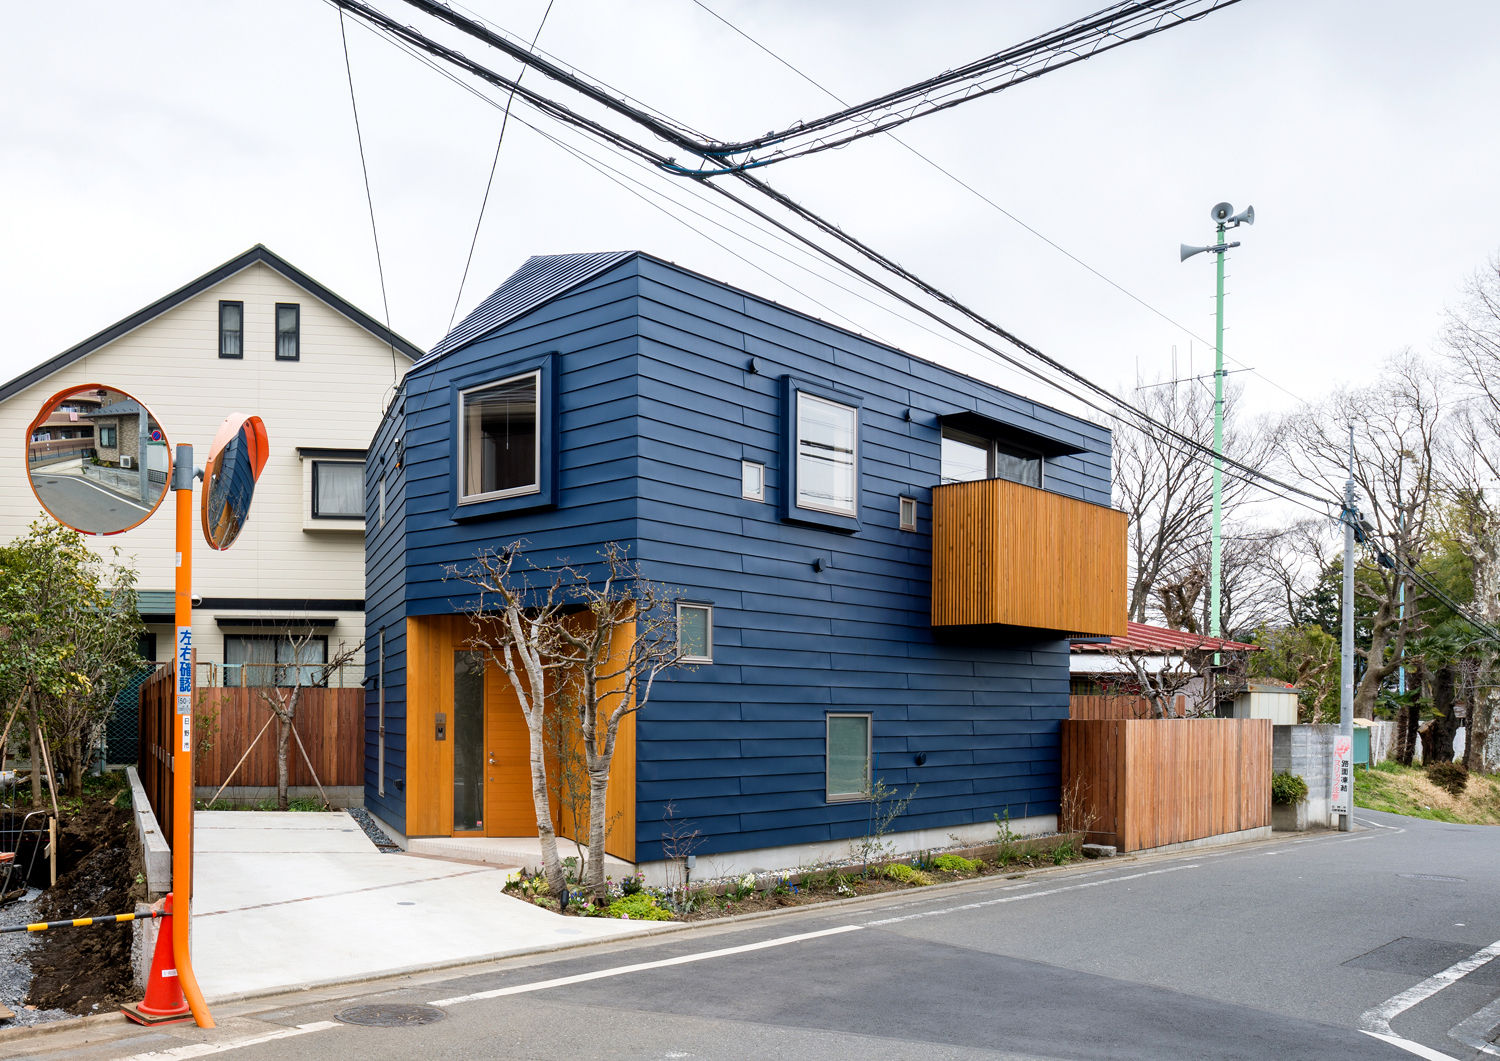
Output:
[[139, 665, 365, 844], [138, 665, 175, 847], [1068, 694, 1188, 720], [1060, 719, 1271, 852]]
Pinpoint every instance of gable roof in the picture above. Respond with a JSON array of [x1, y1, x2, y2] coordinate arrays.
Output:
[[421, 250, 634, 367], [1071, 621, 1258, 655], [0, 244, 424, 404]]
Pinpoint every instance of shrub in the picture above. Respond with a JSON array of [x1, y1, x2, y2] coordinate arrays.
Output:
[[1425, 761, 1469, 797], [1270, 771, 1309, 806], [880, 862, 932, 886], [606, 893, 673, 920], [932, 854, 981, 874]]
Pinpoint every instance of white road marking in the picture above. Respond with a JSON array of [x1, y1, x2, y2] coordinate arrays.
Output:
[[1356, 816, 1405, 832], [1359, 937, 1500, 1037], [430, 925, 863, 1006], [1360, 1029, 1459, 1060], [1448, 993, 1500, 1057], [863, 864, 1198, 926], [119, 1021, 339, 1060], [59, 472, 155, 512]]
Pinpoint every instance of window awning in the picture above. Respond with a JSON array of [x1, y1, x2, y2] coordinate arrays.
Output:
[[214, 616, 340, 628], [938, 410, 1086, 458]]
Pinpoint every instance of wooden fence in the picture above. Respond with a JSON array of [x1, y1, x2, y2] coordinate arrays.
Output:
[[1069, 694, 1188, 720], [139, 666, 365, 842], [1060, 718, 1271, 852]]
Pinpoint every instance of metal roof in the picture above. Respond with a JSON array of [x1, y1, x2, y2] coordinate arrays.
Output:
[[87, 399, 143, 418], [1071, 621, 1258, 654], [420, 251, 635, 367]]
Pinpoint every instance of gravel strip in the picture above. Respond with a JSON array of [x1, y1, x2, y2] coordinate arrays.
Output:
[[0, 888, 72, 1027], [346, 807, 400, 852]]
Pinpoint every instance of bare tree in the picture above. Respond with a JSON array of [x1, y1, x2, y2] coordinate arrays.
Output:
[[1279, 353, 1448, 719], [1113, 375, 1275, 626], [251, 629, 363, 811], [1093, 642, 1234, 719], [457, 542, 686, 904], [1443, 256, 1500, 771]]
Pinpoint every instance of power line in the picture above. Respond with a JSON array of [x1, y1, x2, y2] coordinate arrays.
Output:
[[447, 0, 557, 334], [331, 0, 1340, 520]]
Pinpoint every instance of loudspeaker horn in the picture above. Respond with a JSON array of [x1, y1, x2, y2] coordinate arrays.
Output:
[[1180, 243, 1212, 262], [1210, 201, 1234, 223], [1229, 204, 1255, 226]]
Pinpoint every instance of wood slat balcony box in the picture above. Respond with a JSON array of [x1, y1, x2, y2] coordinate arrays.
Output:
[[931, 478, 1127, 638]]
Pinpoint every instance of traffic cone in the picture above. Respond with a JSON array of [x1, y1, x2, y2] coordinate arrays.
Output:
[[121, 893, 192, 1025]]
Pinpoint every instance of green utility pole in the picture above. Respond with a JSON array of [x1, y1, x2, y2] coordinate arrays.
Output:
[[1180, 201, 1254, 643]]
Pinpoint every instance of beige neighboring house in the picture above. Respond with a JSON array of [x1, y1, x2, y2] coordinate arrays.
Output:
[[0, 245, 421, 760]]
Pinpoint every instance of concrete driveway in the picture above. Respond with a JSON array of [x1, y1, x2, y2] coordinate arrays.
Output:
[[190, 811, 669, 1001]]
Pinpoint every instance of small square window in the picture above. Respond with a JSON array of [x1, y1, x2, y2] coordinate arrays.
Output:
[[899, 495, 917, 531], [276, 303, 301, 361], [312, 460, 364, 519], [677, 603, 712, 663], [459, 372, 541, 502], [742, 460, 765, 501], [219, 301, 244, 359], [826, 713, 871, 801]]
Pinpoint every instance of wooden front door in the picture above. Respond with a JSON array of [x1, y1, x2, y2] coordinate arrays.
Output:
[[483, 664, 533, 836]]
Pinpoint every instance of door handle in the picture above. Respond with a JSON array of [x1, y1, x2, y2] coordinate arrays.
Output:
[[488, 754, 496, 764]]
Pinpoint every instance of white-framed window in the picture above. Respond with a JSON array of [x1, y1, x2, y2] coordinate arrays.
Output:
[[219, 300, 243, 359], [795, 392, 857, 516], [742, 460, 765, 501], [459, 371, 541, 503], [275, 303, 300, 361], [899, 495, 917, 531], [312, 460, 364, 520], [677, 603, 713, 663], [826, 713, 872, 801], [224, 635, 326, 688], [940, 426, 1041, 487]]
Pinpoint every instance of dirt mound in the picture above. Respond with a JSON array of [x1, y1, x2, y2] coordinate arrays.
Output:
[[24, 798, 145, 1013]]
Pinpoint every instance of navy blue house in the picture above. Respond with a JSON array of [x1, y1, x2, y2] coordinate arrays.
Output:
[[363, 251, 1125, 876]]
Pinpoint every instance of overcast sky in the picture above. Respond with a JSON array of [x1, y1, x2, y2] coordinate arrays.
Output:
[[5, 0, 1498, 434]]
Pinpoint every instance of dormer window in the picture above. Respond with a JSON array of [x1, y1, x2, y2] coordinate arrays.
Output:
[[940, 426, 1041, 487]]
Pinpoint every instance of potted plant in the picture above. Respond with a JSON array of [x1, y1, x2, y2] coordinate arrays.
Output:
[[1271, 770, 1309, 831]]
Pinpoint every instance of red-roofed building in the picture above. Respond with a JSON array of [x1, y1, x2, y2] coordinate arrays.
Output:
[[1069, 622, 1259, 720]]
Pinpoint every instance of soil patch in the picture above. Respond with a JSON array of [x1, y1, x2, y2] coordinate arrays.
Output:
[[19, 779, 145, 1015]]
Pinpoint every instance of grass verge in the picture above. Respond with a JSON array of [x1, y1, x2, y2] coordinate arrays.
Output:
[[1354, 760, 1500, 824]]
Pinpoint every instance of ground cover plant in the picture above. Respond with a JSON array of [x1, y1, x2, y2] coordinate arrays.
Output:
[[1355, 760, 1500, 824]]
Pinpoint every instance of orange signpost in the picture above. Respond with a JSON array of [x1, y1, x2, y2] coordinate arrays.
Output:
[[25, 389, 268, 1029]]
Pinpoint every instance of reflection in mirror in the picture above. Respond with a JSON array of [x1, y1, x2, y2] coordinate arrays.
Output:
[[26, 383, 171, 536], [201, 414, 269, 551]]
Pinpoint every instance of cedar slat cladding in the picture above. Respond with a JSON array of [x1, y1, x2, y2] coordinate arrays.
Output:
[[1068, 694, 1188, 720], [931, 479, 1126, 637], [1060, 719, 1270, 852]]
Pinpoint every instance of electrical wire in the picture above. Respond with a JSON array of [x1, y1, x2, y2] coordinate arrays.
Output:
[[447, 0, 558, 334], [330, 0, 1341, 522], [338, 8, 403, 392]]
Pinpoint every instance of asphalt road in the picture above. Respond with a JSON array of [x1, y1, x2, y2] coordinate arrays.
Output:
[[11, 811, 1500, 1060], [29, 472, 153, 535]]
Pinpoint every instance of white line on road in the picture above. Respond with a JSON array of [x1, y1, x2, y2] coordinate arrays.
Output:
[[118, 1021, 339, 1060], [429, 925, 863, 1006], [1360, 1029, 1459, 1060], [1359, 937, 1500, 1037], [862, 864, 1198, 927], [62, 472, 155, 512]]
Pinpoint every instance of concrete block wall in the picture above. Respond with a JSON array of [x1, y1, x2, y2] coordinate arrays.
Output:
[[1273, 724, 1336, 828]]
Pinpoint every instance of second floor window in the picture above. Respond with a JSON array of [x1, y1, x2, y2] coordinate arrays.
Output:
[[219, 301, 243, 359], [460, 371, 540, 502], [940, 427, 1041, 488], [276, 303, 300, 361], [796, 392, 857, 516], [224, 634, 326, 688], [312, 460, 364, 519]]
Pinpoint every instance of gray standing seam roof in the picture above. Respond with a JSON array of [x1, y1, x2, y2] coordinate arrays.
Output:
[[420, 251, 635, 366]]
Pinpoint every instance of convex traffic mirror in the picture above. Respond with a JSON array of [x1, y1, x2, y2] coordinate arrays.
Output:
[[25, 383, 171, 536], [201, 413, 269, 551]]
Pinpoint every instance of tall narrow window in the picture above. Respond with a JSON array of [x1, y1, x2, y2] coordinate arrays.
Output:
[[796, 393, 857, 516], [677, 603, 713, 663], [377, 475, 386, 527], [219, 301, 243, 359], [312, 460, 364, 519], [275, 303, 300, 361], [453, 651, 485, 832], [826, 714, 872, 801], [459, 372, 540, 501], [376, 628, 385, 797]]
